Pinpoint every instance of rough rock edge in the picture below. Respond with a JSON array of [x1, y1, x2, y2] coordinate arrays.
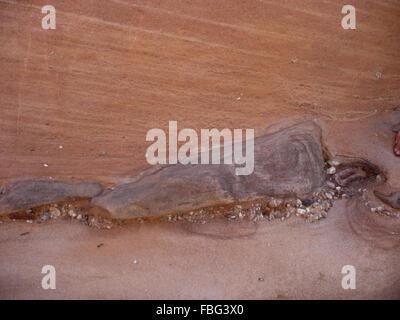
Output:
[[0, 180, 103, 215], [90, 121, 327, 218]]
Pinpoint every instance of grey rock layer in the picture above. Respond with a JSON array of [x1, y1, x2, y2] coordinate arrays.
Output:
[[0, 180, 103, 215], [91, 121, 326, 218]]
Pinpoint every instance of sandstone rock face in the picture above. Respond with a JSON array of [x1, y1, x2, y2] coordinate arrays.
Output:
[[0, 180, 103, 215], [91, 121, 326, 218]]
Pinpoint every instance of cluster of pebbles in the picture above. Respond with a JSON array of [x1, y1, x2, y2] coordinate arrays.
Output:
[[359, 189, 399, 218], [9, 203, 115, 230], [162, 185, 339, 225], [163, 158, 399, 224], [326, 160, 399, 218], [1, 159, 398, 228]]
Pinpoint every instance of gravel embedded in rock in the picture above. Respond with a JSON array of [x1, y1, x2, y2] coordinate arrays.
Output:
[[297, 208, 307, 215], [68, 209, 77, 218], [40, 213, 50, 221], [328, 160, 340, 167], [49, 207, 61, 218], [325, 191, 334, 200], [327, 167, 336, 174], [268, 198, 283, 208]]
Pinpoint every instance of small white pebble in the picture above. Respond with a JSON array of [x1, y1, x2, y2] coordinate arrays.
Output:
[[327, 167, 336, 174], [328, 160, 340, 167], [133, 259, 138, 264], [68, 209, 76, 218], [297, 208, 307, 214], [26, 220, 33, 223], [43, 163, 49, 167], [325, 192, 333, 200], [59, 145, 63, 149]]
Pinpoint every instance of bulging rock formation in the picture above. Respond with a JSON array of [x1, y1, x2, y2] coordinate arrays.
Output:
[[0, 180, 103, 215], [91, 121, 326, 218]]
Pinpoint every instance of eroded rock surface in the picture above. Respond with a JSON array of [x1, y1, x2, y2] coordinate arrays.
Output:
[[345, 197, 400, 250], [91, 121, 326, 218], [331, 160, 381, 188], [0, 180, 103, 215], [374, 191, 400, 209]]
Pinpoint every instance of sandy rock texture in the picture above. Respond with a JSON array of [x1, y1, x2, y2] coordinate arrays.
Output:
[[0, 0, 399, 185], [0, 0, 399, 300]]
